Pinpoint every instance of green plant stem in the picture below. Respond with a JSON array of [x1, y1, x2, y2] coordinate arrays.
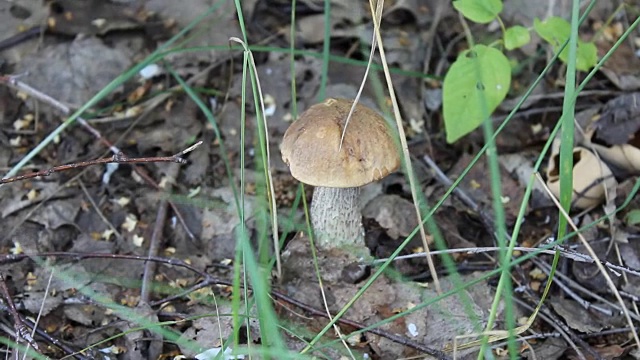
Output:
[[496, 15, 507, 36], [477, 1, 598, 358], [232, 2, 285, 354], [452, 11, 516, 360], [557, 0, 580, 245]]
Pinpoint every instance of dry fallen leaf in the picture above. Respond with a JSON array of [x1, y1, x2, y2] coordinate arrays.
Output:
[[122, 214, 138, 232], [17, 36, 132, 108], [132, 234, 144, 247]]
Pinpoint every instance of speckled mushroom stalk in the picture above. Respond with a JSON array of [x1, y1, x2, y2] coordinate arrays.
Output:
[[281, 98, 400, 254], [310, 186, 363, 250]]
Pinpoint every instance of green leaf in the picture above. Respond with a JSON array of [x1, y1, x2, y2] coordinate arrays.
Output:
[[626, 209, 640, 226], [533, 17, 598, 71], [534, 17, 570, 46], [443, 45, 511, 143], [504, 25, 531, 50], [574, 41, 597, 71], [453, 0, 503, 24]]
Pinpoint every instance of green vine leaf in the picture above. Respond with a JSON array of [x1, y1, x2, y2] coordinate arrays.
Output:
[[504, 25, 531, 50], [453, 0, 503, 24], [443, 45, 511, 143], [533, 17, 597, 71]]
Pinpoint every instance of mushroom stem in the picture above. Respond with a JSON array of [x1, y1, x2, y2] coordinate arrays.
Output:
[[310, 186, 366, 252]]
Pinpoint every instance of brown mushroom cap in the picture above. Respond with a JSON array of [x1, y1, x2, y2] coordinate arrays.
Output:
[[281, 98, 400, 188]]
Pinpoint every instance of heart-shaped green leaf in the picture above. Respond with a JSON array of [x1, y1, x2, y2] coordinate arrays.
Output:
[[443, 45, 511, 143]]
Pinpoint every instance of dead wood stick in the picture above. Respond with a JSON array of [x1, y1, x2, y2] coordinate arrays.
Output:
[[0, 146, 197, 184], [0, 272, 40, 357], [141, 162, 182, 304]]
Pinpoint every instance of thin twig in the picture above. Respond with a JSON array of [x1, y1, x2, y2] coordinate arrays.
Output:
[[21, 316, 89, 360], [23, 269, 55, 360], [0, 273, 40, 355], [77, 180, 122, 241], [372, 244, 640, 277], [0, 143, 199, 184], [536, 260, 640, 323], [423, 154, 480, 212], [140, 163, 181, 304], [421, 0, 446, 76], [531, 258, 613, 317], [128, 159, 198, 242], [423, 153, 513, 249]]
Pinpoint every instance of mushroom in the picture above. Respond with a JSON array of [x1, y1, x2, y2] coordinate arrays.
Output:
[[281, 98, 400, 254]]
